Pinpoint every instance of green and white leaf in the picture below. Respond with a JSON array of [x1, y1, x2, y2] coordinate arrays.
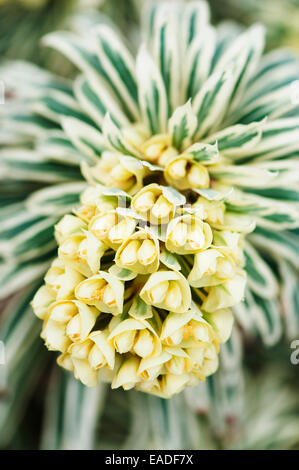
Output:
[[183, 25, 216, 101], [74, 76, 129, 129], [209, 164, 276, 188], [136, 44, 168, 135], [102, 113, 141, 157], [41, 369, 106, 450], [92, 24, 140, 121], [61, 116, 105, 162], [278, 259, 299, 340], [26, 181, 87, 216], [168, 100, 197, 151], [244, 242, 279, 299]]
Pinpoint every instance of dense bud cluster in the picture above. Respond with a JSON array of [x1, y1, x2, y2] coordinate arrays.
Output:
[[32, 146, 250, 397]]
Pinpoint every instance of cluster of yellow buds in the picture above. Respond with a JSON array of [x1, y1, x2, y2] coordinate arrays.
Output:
[[32, 170, 251, 398]]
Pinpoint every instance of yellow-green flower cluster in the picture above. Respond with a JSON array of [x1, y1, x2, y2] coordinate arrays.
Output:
[[32, 145, 251, 397]]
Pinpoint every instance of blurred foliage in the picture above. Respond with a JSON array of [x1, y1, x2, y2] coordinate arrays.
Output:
[[209, 0, 299, 52]]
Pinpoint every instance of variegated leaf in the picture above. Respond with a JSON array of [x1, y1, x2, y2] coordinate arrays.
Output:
[[244, 242, 279, 299], [0, 149, 82, 183], [186, 141, 220, 164], [74, 76, 129, 129], [257, 204, 299, 230], [215, 24, 265, 115], [0, 251, 54, 299], [102, 113, 141, 157], [168, 100, 197, 151], [136, 44, 168, 135], [192, 64, 241, 139], [150, 5, 181, 113], [61, 116, 106, 162], [249, 226, 299, 268], [242, 50, 299, 106], [181, 0, 210, 47], [183, 25, 216, 100], [43, 31, 135, 121], [41, 369, 106, 450], [37, 131, 82, 166], [249, 292, 282, 346], [209, 164, 276, 188], [206, 120, 264, 159], [231, 118, 299, 162], [26, 181, 87, 216], [33, 90, 93, 127], [278, 259, 299, 340], [92, 24, 140, 121]]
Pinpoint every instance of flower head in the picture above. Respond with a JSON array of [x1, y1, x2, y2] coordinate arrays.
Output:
[[1, 1, 297, 399]]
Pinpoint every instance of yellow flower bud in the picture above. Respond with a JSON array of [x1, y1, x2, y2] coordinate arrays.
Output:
[[188, 249, 236, 288], [202, 271, 247, 312], [216, 257, 236, 279], [166, 215, 213, 254], [186, 320, 211, 342], [140, 270, 191, 313], [132, 184, 176, 224], [50, 301, 78, 323], [75, 272, 124, 315], [112, 356, 141, 390], [88, 344, 106, 369], [165, 356, 186, 375], [89, 212, 117, 241], [201, 354, 219, 377], [141, 134, 171, 163], [69, 339, 93, 360], [120, 240, 140, 266], [148, 280, 169, 303], [42, 300, 99, 352], [31, 285, 56, 320], [58, 232, 106, 277], [132, 190, 156, 213], [115, 229, 160, 274], [114, 330, 136, 354], [74, 204, 96, 223], [88, 329, 115, 370], [108, 218, 136, 246], [136, 379, 161, 396], [43, 259, 85, 300], [133, 329, 155, 358], [160, 373, 191, 398], [164, 155, 209, 190], [167, 158, 187, 180], [137, 239, 157, 266], [41, 319, 71, 353], [161, 308, 215, 347], [186, 346, 205, 369], [57, 353, 74, 372], [163, 281, 182, 311], [44, 259, 66, 295], [193, 197, 225, 226], [187, 164, 210, 188], [89, 152, 146, 194], [72, 358, 99, 387], [66, 314, 82, 342], [55, 214, 86, 244], [151, 195, 173, 220], [204, 309, 234, 343], [137, 351, 171, 381]]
